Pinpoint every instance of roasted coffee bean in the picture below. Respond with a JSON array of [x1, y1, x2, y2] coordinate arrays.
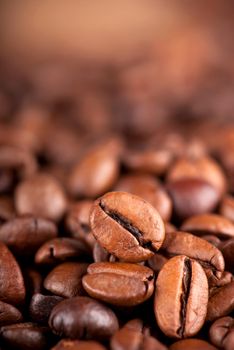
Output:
[[154, 255, 208, 338], [202, 235, 221, 247], [68, 139, 121, 198], [209, 316, 234, 350], [181, 214, 234, 239], [219, 238, 234, 273], [90, 191, 165, 262], [0, 216, 57, 255], [167, 179, 219, 221], [49, 296, 119, 340], [29, 293, 63, 324], [0, 323, 51, 350], [167, 156, 226, 195], [115, 174, 172, 221], [44, 262, 88, 298], [169, 338, 218, 350], [52, 340, 107, 350], [0, 242, 25, 305], [208, 271, 233, 289], [161, 231, 225, 278], [93, 242, 117, 263], [220, 195, 234, 222], [206, 281, 234, 321], [0, 301, 23, 326], [35, 238, 90, 265], [82, 262, 154, 306], [15, 173, 67, 221]]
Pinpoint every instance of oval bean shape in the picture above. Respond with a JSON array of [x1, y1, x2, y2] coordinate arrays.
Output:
[[206, 281, 234, 321], [154, 255, 208, 338], [90, 191, 165, 262], [82, 262, 154, 306], [52, 340, 107, 350]]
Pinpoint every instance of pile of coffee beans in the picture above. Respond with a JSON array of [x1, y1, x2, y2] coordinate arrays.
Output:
[[0, 98, 234, 349]]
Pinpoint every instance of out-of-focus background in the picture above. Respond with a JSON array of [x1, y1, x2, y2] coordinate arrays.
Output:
[[0, 0, 234, 136]]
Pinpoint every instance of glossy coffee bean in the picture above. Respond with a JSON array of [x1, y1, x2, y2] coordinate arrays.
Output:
[[49, 296, 119, 340], [0, 216, 57, 255], [161, 231, 225, 278], [29, 293, 63, 324], [0, 301, 23, 326], [209, 317, 234, 350], [181, 214, 234, 239], [169, 339, 217, 350], [52, 340, 107, 350], [115, 174, 172, 221], [90, 191, 165, 262], [0, 323, 51, 350], [167, 179, 219, 221], [35, 238, 90, 265], [0, 242, 25, 305], [15, 173, 67, 221], [68, 139, 121, 198], [206, 281, 234, 321], [154, 255, 208, 338], [82, 262, 154, 306], [44, 262, 88, 298]]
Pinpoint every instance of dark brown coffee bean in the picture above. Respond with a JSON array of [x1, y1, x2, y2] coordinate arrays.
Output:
[[0, 301, 23, 326], [169, 339, 218, 350], [93, 242, 117, 263], [0, 146, 37, 178], [219, 238, 234, 273], [154, 255, 208, 338], [35, 238, 90, 265], [90, 191, 165, 262], [209, 317, 234, 350], [206, 281, 234, 321], [167, 156, 226, 195], [167, 179, 219, 221], [23, 268, 43, 296], [0, 196, 15, 223], [148, 253, 168, 274], [68, 139, 121, 198], [82, 262, 154, 306], [181, 214, 234, 239], [29, 293, 63, 324], [52, 339, 107, 350], [44, 262, 88, 298], [0, 216, 57, 255], [220, 195, 234, 222], [15, 173, 67, 221], [0, 170, 14, 193], [0, 323, 51, 350], [0, 242, 25, 305], [115, 174, 172, 221], [49, 296, 119, 340], [161, 231, 225, 278]]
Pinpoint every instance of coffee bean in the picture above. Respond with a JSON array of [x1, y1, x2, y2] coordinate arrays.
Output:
[[29, 293, 63, 324], [148, 253, 168, 274], [68, 139, 121, 198], [49, 296, 119, 340], [0, 323, 51, 350], [181, 214, 234, 239], [82, 262, 154, 306], [169, 339, 218, 350], [206, 281, 234, 321], [161, 231, 225, 278], [0, 301, 23, 326], [15, 173, 67, 221], [202, 235, 221, 247], [154, 255, 208, 338], [208, 271, 233, 289], [35, 238, 90, 265], [220, 195, 234, 222], [44, 262, 88, 298], [0, 216, 57, 255], [0, 242, 25, 305], [209, 317, 234, 350], [52, 339, 107, 350], [219, 238, 234, 273], [167, 179, 219, 221], [115, 174, 172, 221], [90, 191, 165, 262]]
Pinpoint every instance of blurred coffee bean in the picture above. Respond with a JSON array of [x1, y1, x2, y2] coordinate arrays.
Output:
[[219, 238, 234, 273], [206, 281, 234, 321], [0, 301, 23, 326], [52, 339, 107, 350], [169, 338, 217, 350], [93, 241, 117, 263], [0, 196, 15, 222], [209, 317, 234, 350], [220, 195, 234, 222], [29, 293, 63, 324]]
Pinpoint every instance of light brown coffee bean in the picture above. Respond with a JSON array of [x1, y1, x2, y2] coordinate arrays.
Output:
[[82, 262, 154, 306], [90, 191, 165, 262], [52, 340, 107, 350], [169, 339, 218, 350], [154, 255, 208, 338]]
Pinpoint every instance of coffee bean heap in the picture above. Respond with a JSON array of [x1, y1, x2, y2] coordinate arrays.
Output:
[[0, 103, 234, 350]]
